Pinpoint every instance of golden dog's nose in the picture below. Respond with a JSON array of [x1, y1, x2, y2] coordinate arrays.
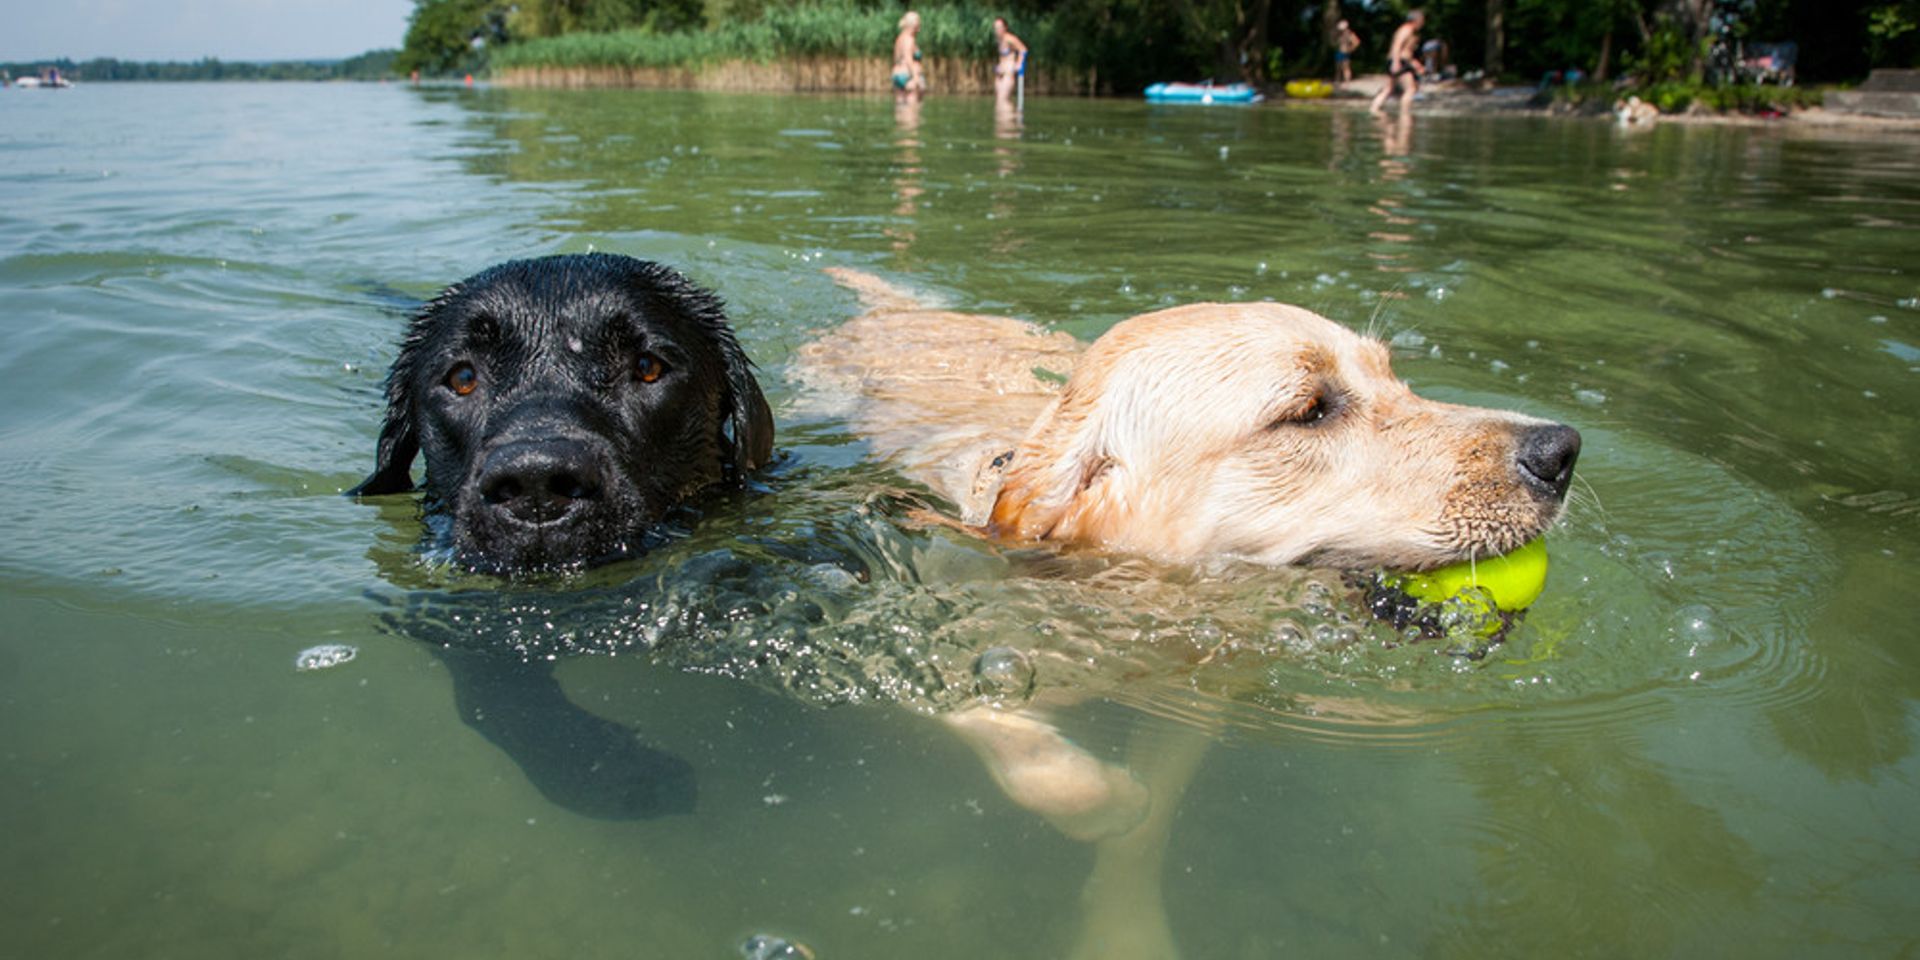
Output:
[[1516, 424, 1581, 500]]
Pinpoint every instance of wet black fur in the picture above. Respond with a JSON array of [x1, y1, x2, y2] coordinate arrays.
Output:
[[351, 253, 772, 572], [351, 254, 774, 820]]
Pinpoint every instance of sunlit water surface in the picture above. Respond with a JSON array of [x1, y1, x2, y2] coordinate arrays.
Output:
[[3, 82, 1918, 957]]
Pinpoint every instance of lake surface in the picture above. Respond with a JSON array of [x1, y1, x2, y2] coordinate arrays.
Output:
[[3, 81, 1918, 958]]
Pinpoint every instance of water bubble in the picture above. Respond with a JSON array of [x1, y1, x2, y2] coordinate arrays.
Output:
[[973, 646, 1036, 702], [740, 934, 815, 960], [1272, 621, 1312, 654], [1671, 604, 1724, 649], [294, 644, 357, 672], [1574, 388, 1608, 406], [1426, 286, 1449, 302]]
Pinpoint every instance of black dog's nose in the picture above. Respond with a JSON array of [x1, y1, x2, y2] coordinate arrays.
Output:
[[478, 440, 605, 526], [1515, 424, 1581, 500]]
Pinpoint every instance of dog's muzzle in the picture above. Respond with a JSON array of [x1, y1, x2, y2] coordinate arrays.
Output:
[[451, 435, 630, 571], [477, 437, 608, 528], [1515, 424, 1581, 502]]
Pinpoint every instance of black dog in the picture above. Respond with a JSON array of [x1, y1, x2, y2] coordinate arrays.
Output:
[[351, 253, 774, 818]]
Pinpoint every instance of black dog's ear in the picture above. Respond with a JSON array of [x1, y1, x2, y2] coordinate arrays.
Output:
[[347, 373, 419, 496], [623, 257, 775, 481], [347, 308, 431, 496], [720, 341, 775, 479]]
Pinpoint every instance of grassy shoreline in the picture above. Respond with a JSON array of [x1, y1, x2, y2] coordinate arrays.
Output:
[[493, 57, 1091, 94], [489, 3, 1099, 93]]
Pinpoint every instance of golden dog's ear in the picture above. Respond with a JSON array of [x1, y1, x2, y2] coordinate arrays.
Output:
[[988, 398, 1114, 541]]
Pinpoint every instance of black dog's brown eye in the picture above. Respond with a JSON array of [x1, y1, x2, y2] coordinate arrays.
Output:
[[446, 363, 478, 396], [635, 353, 667, 384]]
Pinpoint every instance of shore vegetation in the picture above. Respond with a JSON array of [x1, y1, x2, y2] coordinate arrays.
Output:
[[3, 51, 398, 83], [397, 0, 1912, 103]]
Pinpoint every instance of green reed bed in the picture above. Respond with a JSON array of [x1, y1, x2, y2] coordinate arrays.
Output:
[[491, 3, 1034, 71]]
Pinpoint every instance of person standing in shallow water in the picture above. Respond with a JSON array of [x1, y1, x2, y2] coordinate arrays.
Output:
[[894, 11, 926, 95], [1334, 19, 1360, 87], [1371, 8, 1427, 114], [991, 17, 1028, 103]]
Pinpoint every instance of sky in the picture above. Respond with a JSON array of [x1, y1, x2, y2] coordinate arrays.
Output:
[[0, 0, 416, 62]]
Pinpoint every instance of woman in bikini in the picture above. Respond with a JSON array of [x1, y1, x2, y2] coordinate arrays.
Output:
[[894, 11, 925, 95], [991, 17, 1028, 103]]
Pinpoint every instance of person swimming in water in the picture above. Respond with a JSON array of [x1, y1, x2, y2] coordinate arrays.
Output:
[[894, 11, 926, 95], [991, 17, 1028, 103]]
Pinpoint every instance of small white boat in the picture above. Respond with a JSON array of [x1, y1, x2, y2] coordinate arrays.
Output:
[[15, 69, 74, 89]]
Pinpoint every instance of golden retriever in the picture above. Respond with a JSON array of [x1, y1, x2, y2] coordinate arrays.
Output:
[[797, 268, 1581, 959], [800, 267, 1577, 572]]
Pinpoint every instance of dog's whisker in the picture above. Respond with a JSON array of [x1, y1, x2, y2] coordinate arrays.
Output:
[[1365, 283, 1405, 340], [1570, 474, 1608, 522]]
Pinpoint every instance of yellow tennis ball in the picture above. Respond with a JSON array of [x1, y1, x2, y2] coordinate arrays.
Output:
[[1392, 538, 1550, 612]]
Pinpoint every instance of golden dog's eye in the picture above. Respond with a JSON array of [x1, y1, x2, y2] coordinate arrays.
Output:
[[635, 352, 667, 384], [1269, 392, 1332, 430], [446, 362, 478, 396]]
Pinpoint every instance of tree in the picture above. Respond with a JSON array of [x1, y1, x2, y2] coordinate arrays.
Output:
[[396, 0, 514, 75], [1486, 0, 1505, 77]]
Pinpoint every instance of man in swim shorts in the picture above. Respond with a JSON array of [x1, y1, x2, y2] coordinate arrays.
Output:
[[1370, 8, 1426, 113], [1334, 20, 1359, 86]]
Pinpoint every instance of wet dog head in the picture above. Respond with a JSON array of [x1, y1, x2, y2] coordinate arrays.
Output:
[[988, 303, 1578, 570], [350, 254, 773, 573]]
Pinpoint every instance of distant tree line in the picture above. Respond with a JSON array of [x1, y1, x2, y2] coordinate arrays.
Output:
[[399, 0, 1912, 90], [3, 50, 399, 83]]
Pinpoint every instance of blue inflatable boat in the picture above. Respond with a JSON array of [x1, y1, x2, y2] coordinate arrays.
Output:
[[1144, 82, 1263, 104]]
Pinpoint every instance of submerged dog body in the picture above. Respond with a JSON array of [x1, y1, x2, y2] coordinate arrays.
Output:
[[353, 253, 772, 573], [802, 269, 1579, 573]]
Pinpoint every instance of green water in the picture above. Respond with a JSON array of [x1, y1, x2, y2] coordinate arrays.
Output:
[[3, 82, 1918, 958]]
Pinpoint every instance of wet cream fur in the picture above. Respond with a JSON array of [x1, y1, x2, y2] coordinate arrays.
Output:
[[803, 269, 1564, 571]]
